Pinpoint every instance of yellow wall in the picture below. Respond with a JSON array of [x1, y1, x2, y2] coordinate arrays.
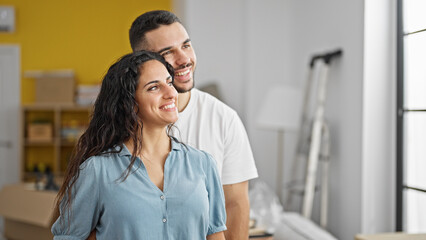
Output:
[[0, 0, 171, 103]]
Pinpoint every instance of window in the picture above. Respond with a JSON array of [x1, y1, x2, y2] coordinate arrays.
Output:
[[397, 0, 426, 232]]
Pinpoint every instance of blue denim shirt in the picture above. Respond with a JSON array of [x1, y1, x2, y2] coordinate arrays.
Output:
[[52, 138, 226, 240]]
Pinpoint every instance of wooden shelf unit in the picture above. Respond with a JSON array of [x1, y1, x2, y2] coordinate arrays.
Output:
[[21, 104, 92, 181]]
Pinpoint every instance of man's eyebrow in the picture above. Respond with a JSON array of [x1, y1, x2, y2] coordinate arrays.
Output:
[[183, 38, 191, 44], [157, 38, 191, 53], [158, 46, 172, 54]]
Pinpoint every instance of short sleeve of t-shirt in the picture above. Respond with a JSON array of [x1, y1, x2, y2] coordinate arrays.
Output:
[[221, 109, 258, 184]]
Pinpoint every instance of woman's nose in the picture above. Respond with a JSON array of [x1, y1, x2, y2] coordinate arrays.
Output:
[[163, 83, 177, 99]]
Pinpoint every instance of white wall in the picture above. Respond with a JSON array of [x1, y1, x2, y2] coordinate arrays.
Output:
[[173, 0, 246, 113], [244, 1, 298, 206], [175, 0, 396, 239], [245, 2, 365, 239]]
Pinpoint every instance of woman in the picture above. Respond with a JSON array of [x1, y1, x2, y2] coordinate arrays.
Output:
[[52, 51, 226, 239]]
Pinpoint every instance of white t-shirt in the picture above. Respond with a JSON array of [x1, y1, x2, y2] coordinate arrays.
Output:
[[172, 88, 258, 185]]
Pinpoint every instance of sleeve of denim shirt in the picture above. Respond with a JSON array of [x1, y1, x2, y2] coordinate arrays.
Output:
[[52, 158, 101, 240], [205, 152, 227, 235]]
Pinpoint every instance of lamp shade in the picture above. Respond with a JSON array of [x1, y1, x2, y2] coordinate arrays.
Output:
[[257, 85, 303, 131]]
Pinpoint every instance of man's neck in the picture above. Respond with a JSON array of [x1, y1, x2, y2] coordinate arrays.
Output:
[[177, 90, 191, 112]]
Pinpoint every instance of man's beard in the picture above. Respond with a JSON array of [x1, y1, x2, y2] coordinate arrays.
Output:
[[174, 81, 194, 93], [174, 70, 195, 93]]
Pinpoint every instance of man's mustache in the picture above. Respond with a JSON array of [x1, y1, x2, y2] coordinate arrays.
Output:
[[175, 62, 193, 70]]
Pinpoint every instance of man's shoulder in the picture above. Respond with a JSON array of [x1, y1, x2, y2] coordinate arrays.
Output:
[[193, 88, 236, 115], [193, 88, 221, 101]]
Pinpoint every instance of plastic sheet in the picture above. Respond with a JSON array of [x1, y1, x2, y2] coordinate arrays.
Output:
[[249, 180, 284, 233], [249, 180, 338, 240]]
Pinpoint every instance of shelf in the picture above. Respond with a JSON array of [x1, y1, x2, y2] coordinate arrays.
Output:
[[21, 104, 91, 182], [60, 140, 78, 147], [22, 103, 92, 111], [24, 138, 79, 146], [23, 171, 65, 182], [25, 139, 55, 146]]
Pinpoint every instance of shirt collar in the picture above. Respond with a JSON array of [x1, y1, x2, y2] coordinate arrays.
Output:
[[116, 137, 183, 157], [117, 144, 132, 157], [170, 136, 184, 152]]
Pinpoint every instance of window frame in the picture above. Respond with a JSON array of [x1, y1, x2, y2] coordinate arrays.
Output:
[[396, 0, 404, 231], [396, 0, 426, 231]]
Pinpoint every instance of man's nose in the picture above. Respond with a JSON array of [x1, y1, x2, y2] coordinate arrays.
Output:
[[175, 49, 190, 67]]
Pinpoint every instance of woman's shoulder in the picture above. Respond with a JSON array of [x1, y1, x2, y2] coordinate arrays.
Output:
[[171, 138, 212, 162], [79, 155, 104, 173], [186, 145, 210, 159], [180, 144, 216, 170], [80, 145, 127, 169]]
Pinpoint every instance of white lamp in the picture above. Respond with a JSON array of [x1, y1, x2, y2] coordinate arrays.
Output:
[[257, 85, 302, 204]]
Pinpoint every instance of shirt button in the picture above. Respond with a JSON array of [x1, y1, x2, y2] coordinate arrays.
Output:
[[160, 195, 165, 200], [162, 218, 167, 223]]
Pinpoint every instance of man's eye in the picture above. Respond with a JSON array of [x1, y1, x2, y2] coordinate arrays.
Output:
[[183, 44, 191, 49], [161, 50, 172, 56]]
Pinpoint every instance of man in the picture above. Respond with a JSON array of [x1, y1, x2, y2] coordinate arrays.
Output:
[[129, 10, 258, 239]]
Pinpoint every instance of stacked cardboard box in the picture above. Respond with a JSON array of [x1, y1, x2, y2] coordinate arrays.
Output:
[[27, 123, 53, 142], [76, 84, 100, 106], [25, 70, 75, 104], [0, 184, 57, 240]]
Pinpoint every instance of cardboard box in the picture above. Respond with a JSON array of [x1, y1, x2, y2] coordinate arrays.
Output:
[[355, 232, 426, 240], [0, 184, 57, 240], [25, 70, 75, 104], [27, 123, 53, 142], [36, 76, 75, 104]]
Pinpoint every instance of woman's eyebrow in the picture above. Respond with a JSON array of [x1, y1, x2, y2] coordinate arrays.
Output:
[[143, 80, 159, 88], [144, 77, 171, 88]]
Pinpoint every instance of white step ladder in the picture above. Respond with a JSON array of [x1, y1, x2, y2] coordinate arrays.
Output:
[[285, 49, 342, 228]]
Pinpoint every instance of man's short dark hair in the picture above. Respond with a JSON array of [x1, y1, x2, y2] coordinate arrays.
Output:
[[129, 10, 182, 52]]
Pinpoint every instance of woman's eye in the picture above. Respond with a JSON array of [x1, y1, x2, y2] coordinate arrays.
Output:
[[148, 86, 158, 91]]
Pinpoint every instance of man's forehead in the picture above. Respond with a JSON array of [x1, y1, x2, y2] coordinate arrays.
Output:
[[144, 22, 190, 51]]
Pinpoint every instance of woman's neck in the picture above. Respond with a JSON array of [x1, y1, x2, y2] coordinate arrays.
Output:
[[141, 127, 171, 156], [125, 126, 171, 191], [125, 126, 171, 162]]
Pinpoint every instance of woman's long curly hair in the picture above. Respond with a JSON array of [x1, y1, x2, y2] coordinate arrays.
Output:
[[56, 50, 174, 218]]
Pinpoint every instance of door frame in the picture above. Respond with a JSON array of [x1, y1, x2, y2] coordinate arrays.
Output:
[[0, 44, 21, 186]]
